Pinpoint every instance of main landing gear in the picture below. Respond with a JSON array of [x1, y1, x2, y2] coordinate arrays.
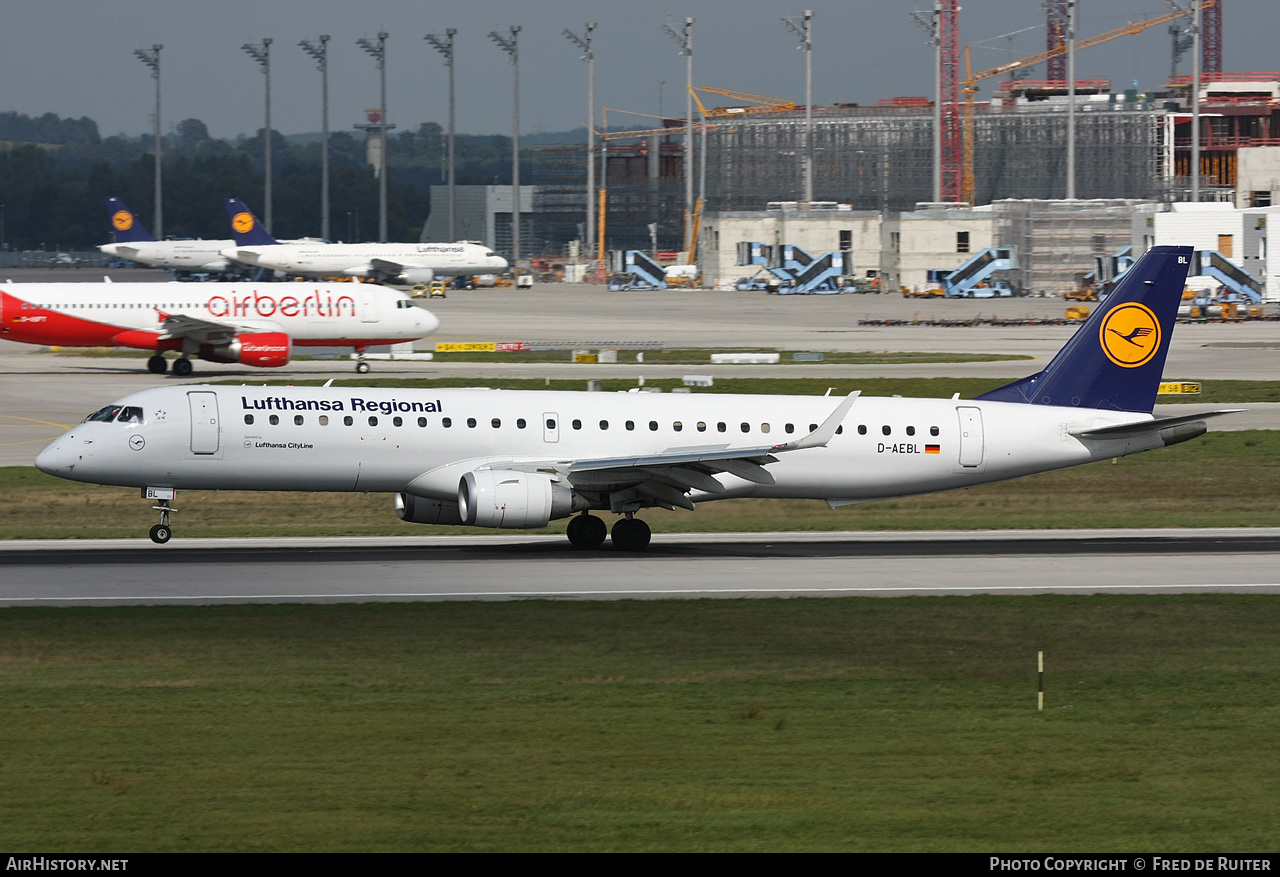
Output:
[[172, 357, 194, 377], [566, 513, 651, 551], [147, 354, 168, 374], [149, 496, 175, 544], [355, 346, 371, 374]]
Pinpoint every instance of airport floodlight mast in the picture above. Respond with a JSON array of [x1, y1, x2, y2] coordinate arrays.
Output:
[[781, 11, 814, 202], [489, 26, 521, 264], [909, 4, 943, 203], [298, 35, 330, 241], [563, 22, 597, 259], [241, 38, 273, 232], [424, 29, 457, 241], [133, 44, 162, 239], [661, 17, 694, 252], [357, 32, 390, 243], [1066, 0, 1077, 200]]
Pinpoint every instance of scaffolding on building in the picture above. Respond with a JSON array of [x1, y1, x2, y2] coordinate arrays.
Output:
[[994, 198, 1158, 295], [700, 104, 1165, 213]]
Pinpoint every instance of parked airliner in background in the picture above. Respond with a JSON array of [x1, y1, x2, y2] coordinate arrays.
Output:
[[36, 247, 1234, 548], [220, 198, 509, 285], [97, 197, 235, 274], [1, 281, 437, 375]]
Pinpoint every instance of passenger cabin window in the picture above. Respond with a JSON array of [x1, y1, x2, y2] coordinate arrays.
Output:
[[673, 421, 683, 432], [931, 426, 940, 436], [368, 416, 378, 426], [697, 422, 707, 432], [344, 416, 354, 426], [492, 418, 501, 429], [417, 417, 427, 427], [467, 418, 477, 428], [295, 415, 304, 426], [392, 416, 403, 427], [517, 418, 526, 429], [572, 419, 582, 430], [717, 422, 727, 433], [857, 425, 867, 435], [443, 417, 453, 428], [244, 414, 254, 425], [626, 421, 635, 431], [599, 420, 609, 430], [320, 415, 329, 426], [269, 415, 280, 425], [882, 425, 891, 435], [906, 426, 916, 436], [649, 421, 658, 431]]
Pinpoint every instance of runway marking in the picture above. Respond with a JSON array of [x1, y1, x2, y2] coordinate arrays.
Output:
[[2, 582, 1278, 603]]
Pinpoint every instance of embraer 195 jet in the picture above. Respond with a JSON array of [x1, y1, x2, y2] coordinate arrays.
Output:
[[220, 198, 509, 285], [37, 247, 1234, 548]]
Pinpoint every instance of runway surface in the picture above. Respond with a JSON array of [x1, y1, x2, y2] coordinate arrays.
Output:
[[3, 529, 1278, 606]]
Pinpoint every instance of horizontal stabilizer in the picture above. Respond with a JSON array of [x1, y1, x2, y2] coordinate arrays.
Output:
[[1069, 409, 1243, 439]]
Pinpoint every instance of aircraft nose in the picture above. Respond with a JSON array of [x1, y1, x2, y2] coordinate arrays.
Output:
[[417, 308, 440, 334], [36, 437, 76, 476]]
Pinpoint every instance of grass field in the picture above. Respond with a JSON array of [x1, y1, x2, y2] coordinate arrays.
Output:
[[0, 596, 1277, 852], [4, 430, 1277, 539]]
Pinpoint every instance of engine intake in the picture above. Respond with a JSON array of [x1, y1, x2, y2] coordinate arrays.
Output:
[[457, 470, 584, 529], [200, 331, 291, 367]]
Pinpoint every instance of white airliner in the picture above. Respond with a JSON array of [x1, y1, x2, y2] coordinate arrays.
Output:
[[97, 197, 235, 274], [1, 281, 437, 375], [220, 198, 509, 285], [36, 247, 1234, 548]]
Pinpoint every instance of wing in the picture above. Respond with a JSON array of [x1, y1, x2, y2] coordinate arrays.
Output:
[[368, 257, 407, 278], [157, 312, 271, 344], [538, 392, 858, 511]]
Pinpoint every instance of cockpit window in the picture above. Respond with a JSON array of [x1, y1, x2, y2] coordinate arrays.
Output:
[[83, 405, 144, 424], [84, 405, 122, 423]]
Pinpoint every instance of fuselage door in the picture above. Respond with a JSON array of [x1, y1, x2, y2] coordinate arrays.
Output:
[[542, 412, 559, 443], [956, 406, 984, 468], [359, 287, 378, 323], [188, 391, 220, 455]]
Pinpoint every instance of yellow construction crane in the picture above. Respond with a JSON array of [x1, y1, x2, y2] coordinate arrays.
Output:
[[961, 1, 1214, 204], [689, 86, 797, 119]]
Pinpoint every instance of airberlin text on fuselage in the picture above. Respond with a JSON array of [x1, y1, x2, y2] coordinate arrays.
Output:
[[208, 291, 355, 319], [241, 396, 444, 415]]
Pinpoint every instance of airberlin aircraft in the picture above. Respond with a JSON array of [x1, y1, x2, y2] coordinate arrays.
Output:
[[0, 281, 438, 375], [37, 247, 1235, 548]]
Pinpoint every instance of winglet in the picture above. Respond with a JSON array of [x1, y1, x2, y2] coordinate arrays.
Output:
[[775, 392, 859, 452], [224, 197, 279, 246]]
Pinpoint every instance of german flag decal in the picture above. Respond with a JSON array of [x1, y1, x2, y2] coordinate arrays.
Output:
[[925, 444, 940, 454]]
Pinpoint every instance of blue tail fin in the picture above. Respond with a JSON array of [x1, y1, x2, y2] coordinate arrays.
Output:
[[976, 245, 1192, 413], [106, 197, 155, 243], [224, 198, 279, 246]]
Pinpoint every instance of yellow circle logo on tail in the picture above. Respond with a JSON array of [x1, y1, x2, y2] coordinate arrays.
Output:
[[111, 210, 134, 231], [232, 212, 256, 234], [1099, 302, 1161, 368]]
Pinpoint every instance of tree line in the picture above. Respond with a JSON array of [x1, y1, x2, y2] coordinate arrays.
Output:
[[0, 111, 538, 251]]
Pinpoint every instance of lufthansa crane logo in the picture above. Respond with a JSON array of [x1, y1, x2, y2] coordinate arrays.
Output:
[[232, 212, 256, 234], [1099, 302, 1162, 368], [111, 210, 134, 231]]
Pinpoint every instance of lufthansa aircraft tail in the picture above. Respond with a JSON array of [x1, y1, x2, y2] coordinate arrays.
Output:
[[977, 245, 1192, 413], [106, 197, 157, 243], [224, 197, 280, 247]]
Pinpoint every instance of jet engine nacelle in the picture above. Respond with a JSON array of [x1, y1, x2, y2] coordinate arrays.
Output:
[[394, 492, 464, 525], [457, 470, 583, 529], [398, 267, 435, 285], [199, 331, 291, 367]]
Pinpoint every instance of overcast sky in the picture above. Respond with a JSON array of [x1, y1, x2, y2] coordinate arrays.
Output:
[[2, 1, 1273, 140]]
